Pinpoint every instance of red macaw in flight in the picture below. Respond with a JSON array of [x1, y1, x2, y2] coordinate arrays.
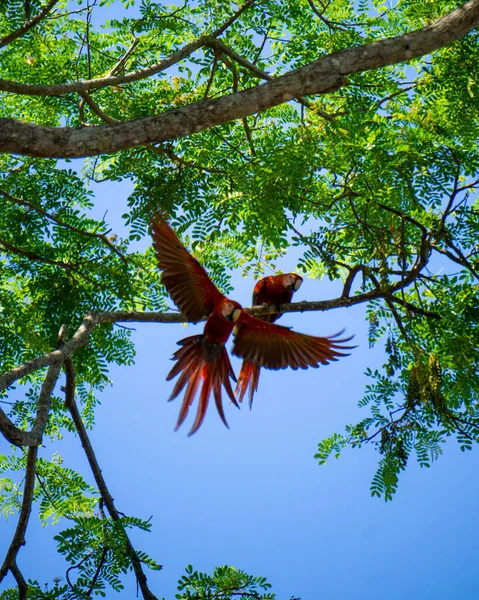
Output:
[[235, 273, 303, 407], [151, 217, 354, 435]]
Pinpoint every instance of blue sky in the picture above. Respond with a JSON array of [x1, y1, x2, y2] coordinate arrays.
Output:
[[2, 178, 479, 599]]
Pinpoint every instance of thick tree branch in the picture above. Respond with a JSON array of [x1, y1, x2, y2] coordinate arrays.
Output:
[[10, 560, 27, 599], [29, 356, 63, 444], [0, 314, 96, 392], [1, 0, 479, 157], [0, 260, 434, 396], [387, 295, 441, 319]]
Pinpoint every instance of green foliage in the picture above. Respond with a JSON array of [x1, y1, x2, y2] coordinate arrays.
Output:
[[1, 0, 479, 595], [176, 565, 275, 600], [34, 454, 99, 525], [52, 515, 161, 598]]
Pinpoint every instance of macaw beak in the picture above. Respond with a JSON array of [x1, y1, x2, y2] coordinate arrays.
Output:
[[287, 277, 303, 292], [293, 277, 303, 292], [226, 308, 242, 322]]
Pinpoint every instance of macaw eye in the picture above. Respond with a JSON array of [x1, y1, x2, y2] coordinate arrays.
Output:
[[221, 303, 233, 318]]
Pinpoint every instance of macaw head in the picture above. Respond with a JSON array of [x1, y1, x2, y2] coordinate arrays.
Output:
[[282, 273, 303, 293], [220, 298, 243, 323]]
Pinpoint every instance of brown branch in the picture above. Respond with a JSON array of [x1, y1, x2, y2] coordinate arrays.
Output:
[[10, 560, 28, 600], [0, 238, 107, 289], [0, 1, 257, 98], [432, 241, 479, 280], [341, 265, 367, 298], [210, 0, 258, 37], [29, 356, 63, 445], [86, 545, 108, 597], [0, 315, 96, 446], [106, 37, 140, 78], [0, 314, 96, 392], [78, 91, 228, 174], [0, 251, 434, 397], [385, 296, 412, 344], [387, 295, 440, 319], [2, 0, 479, 156], [376, 202, 428, 234], [0, 240, 434, 449], [0, 0, 60, 49], [80, 92, 120, 125], [0, 237, 75, 269], [203, 53, 219, 100], [147, 145, 227, 174], [35, 472, 75, 521], [63, 355, 160, 600], [0, 446, 38, 595], [0, 410, 31, 447], [307, 0, 357, 32]]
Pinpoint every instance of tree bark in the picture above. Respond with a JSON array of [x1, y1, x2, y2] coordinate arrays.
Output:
[[1, 0, 478, 158]]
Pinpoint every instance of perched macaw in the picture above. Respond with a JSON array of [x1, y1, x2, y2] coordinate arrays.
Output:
[[151, 217, 354, 435], [235, 273, 303, 406], [251, 274, 304, 323]]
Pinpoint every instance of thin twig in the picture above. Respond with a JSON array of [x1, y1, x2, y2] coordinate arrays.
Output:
[[0, 187, 127, 262]]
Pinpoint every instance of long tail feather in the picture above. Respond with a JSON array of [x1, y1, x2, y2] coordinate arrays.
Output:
[[175, 366, 202, 431], [213, 374, 229, 430], [188, 368, 213, 436], [249, 363, 261, 409], [167, 335, 238, 434], [235, 361, 261, 408]]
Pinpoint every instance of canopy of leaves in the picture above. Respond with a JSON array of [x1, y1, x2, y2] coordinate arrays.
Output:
[[1, 0, 479, 596]]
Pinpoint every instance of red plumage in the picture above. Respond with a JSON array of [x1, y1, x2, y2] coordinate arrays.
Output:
[[236, 273, 303, 406], [152, 216, 241, 434], [151, 216, 354, 434]]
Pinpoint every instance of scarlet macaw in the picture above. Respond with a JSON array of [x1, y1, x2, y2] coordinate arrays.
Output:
[[151, 217, 242, 435], [151, 217, 354, 435], [235, 273, 303, 407]]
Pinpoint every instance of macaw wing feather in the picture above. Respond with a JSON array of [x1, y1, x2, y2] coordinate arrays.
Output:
[[232, 312, 355, 371], [152, 217, 224, 321], [252, 277, 266, 306]]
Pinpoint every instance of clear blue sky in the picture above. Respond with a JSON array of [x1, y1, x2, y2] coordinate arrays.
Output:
[[2, 179, 479, 599]]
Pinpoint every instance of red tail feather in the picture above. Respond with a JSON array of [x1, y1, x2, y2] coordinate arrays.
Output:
[[235, 361, 261, 408], [166, 335, 239, 435]]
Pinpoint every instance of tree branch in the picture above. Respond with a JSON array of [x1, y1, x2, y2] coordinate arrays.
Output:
[[0, 0, 60, 49], [0, 187, 127, 262], [1, 0, 479, 157], [63, 355, 160, 600], [0, 238, 108, 288], [0, 446, 38, 597], [0, 242, 435, 448], [0, 1, 258, 98]]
